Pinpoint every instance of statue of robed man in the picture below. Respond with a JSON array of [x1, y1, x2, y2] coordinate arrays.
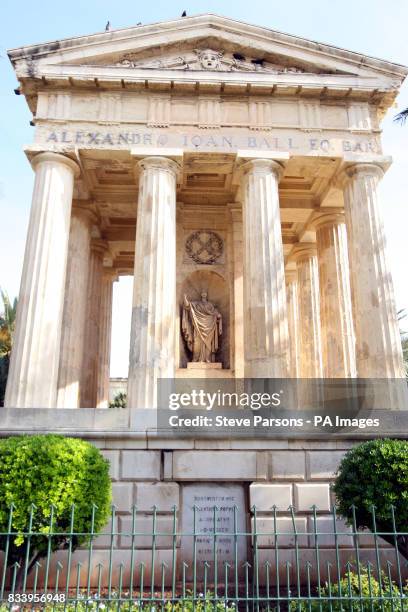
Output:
[[182, 292, 222, 363]]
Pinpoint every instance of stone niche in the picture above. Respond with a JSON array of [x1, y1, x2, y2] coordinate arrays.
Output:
[[178, 269, 230, 369]]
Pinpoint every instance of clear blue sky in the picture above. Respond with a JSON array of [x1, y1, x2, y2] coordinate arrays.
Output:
[[1, 0, 407, 375]]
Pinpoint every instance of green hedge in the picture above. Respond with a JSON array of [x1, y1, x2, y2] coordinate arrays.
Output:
[[0, 434, 112, 579]]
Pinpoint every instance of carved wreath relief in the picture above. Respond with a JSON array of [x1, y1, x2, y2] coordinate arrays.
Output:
[[185, 231, 224, 265], [116, 48, 304, 74]]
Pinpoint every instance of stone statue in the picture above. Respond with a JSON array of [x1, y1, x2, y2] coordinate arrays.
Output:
[[182, 292, 222, 363]]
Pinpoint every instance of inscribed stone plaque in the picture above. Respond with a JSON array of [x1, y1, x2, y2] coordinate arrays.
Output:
[[180, 483, 247, 581]]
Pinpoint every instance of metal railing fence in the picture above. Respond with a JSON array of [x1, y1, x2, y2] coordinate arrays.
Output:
[[0, 504, 407, 610]]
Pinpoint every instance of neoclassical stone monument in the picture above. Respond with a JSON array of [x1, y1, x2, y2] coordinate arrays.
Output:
[[2, 14, 408, 584]]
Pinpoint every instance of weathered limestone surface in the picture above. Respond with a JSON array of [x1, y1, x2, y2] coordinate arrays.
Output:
[[253, 517, 308, 547], [127, 156, 179, 410], [135, 482, 180, 511], [240, 158, 289, 378], [81, 240, 107, 407], [96, 269, 116, 408], [314, 212, 356, 378], [306, 450, 346, 480], [285, 270, 300, 378], [121, 450, 161, 480], [291, 243, 323, 378], [57, 207, 94, 408], [173, 450, 258, 480], [294, 483, 331, 511], [249, 484, 293, 510], [270, 450, 305, 480], [342, 163, 405, 379], [229, 204, 245, 378], [5, 153, 79, 408]]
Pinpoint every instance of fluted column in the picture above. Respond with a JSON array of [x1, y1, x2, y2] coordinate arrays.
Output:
[[239, 159, 289, 378], [57, 206, 95, 408], [314, 212, 356, 378], [229, 204, 245, 379], [127, 156, 179, 409], [96, 269, 117, 409], [342, 164, 405, 378], [80, 240, 107, 407], [285, 271, 300, 378], [291, 243, 323, 378], [5, 152, 79, 407]]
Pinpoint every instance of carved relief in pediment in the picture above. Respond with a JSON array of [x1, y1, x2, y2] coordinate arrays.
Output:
[[115, 48, 305, 74]]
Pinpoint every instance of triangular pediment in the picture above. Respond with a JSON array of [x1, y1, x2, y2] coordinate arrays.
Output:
[[9, 14, 407, 85]]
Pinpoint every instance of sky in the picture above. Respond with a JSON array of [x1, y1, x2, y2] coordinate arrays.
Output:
[[1, 0, 407, 377]]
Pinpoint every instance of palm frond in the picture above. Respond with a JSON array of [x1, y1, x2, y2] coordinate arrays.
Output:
[[394, 107, 408, 124], [0, 288, 17, 356]]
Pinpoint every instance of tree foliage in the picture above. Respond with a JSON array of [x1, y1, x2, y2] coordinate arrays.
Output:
[[0, 289, 17, 358], [0, 435, 112, 583], [109, 391, 127, 408], [333, 439, 408, 560], [290, 567, 407, 611], [398, 309, 408, 377]]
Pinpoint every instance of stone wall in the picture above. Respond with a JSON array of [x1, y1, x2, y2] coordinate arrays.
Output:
[[79, 438, 400, 587], [0, 411, 405, 589]]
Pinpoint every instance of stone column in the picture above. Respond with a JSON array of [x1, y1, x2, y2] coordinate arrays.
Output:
[[285, 270, 300, 378], [96, 269, 117, 409], [57, 206, 95, 408], [80, 240, 107, 408], [314, 212, 356, 378], [239, 159, 289, 378], [229, 204, 245, 379], [342, 163, 405, 379], [5, 152, 79, 408], [291, 243, 323, 378], [127, 157, 179, 409]]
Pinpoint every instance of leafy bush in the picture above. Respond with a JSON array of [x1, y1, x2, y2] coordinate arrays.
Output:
[[290, 567, 407, 611], [109, 392, 127, 408], [333, 439, 408, 559], [0, 434, 112, 584]]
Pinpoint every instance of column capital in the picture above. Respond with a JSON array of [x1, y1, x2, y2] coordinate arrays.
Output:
[[102, 266, 119, 283], [339, 162, 385, 185], [239, 158, 285, 181], [90, 239, 109, 257], [72, 203, 98, 227], [289, 242, 317, 263], [227, 202, 243, 222], [311, 210, 345, 230], [31, 152, 80, 178], [138, 156, 181, 176]]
